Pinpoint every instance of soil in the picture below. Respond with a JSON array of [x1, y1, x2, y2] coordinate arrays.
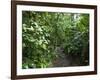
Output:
[[52, 47, 81, 67]]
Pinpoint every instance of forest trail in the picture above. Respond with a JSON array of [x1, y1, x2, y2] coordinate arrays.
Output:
[[52, 47, 80, 67]]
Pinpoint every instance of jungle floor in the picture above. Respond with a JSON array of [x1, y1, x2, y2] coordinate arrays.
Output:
[[52, 52, 81, 67], [50, 47, 89, 67]]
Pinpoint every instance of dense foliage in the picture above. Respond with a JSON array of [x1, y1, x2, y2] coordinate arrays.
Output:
[[22, 11, 89, 69]]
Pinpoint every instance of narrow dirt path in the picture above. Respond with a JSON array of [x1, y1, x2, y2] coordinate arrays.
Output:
[[52, 47, 80, 67]]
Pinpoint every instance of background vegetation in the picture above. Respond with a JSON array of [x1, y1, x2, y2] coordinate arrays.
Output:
[[22, 11, 89, 69]]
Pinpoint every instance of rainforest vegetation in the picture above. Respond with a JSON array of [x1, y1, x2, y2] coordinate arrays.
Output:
[[22, 11, 89, 69]]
